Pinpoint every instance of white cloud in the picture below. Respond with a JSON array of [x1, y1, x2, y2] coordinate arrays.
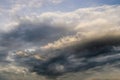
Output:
[[13, 0, 44, 8], [12, 0, 65, 9], [1, 5, 120, 44], [35, 5, 120, 50], [0, 0, 66, 18], [49, 0, 65, 4], [0, 5, 119, 44]]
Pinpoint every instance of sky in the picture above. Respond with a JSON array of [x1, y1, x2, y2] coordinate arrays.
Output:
[[0, 0, 120, 15], [0, 0, 120, 80], [0, 0, 120, 29]]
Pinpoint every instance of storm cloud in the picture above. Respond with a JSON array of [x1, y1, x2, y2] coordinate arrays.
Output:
[[10, 32, 120, 77], [0, 5, 120, 80]]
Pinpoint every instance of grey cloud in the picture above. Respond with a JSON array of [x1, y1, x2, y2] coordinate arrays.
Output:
[[0, 16, 73, 75], [0, 18, 73, 76], [29, 36, 120, 77], [2, 24, 66, 42], [0, 21, 73, 51], [9, 34, 120, 78], [0, 5, 120, 80], [0, 76, 6, 80]]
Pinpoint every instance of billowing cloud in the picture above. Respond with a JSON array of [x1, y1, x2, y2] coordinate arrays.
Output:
[[0, 5, 120, 80]]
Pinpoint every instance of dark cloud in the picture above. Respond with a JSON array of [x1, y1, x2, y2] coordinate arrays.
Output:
[[3, 24, 66, 42], [0, 77, 6, 80], [1, 23, 68, 45], [0, 19, 73, 76], [0, 5, 119, 80], [0, 21, 74, 54], [0, 21, 120, 79], [9, 35, 120, 77]]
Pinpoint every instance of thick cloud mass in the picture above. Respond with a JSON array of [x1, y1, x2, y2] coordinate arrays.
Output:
[[0, 5, 120, 80], [11, 34, 120, 76]]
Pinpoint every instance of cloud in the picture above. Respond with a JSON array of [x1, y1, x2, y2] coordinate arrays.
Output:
[[49, 0, 65, 4], [6, 34, 120, 78], [0, 0, 66, 19], [13, 0, 44, 8], [0, 5, 120, 79], [13, 0, 65, 8]]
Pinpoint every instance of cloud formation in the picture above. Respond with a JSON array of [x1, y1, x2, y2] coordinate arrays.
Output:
[[0, 5, 120, 80]]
